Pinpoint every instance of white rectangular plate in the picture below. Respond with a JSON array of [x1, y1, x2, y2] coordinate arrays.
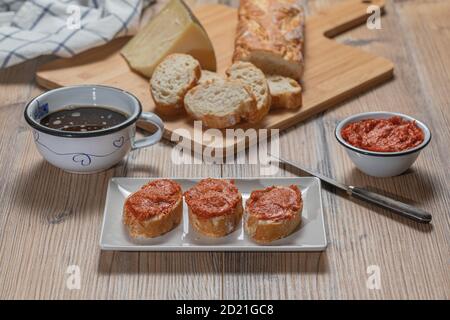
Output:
[[100, 177, 328, 251]]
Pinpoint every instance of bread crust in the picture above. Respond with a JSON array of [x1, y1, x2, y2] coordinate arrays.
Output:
[[233, 0, 305, 81], [188, 201, 243, 237], [245, 185, 303, 243], [198, 112, 242, 129], [271, 88, 302, 110], [267, 75, 303, 109], [245, 209, 301, 243], [184, 80, 258, 128], [123, 180, 183, 238], [150, 53, 201, 116]]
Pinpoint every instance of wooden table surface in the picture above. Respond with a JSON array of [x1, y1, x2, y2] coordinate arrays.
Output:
[[0, 0, 449, 300]]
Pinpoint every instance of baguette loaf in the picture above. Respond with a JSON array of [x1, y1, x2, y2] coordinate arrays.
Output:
[[233, 0, 305, 81], [226, 61, 271, 123], [267, 75, 302, 109], [150, 54, 201, 116], [184, 80, 257, 128]]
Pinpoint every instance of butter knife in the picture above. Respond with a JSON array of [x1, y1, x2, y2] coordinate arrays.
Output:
[[271, 154, 432, 223]]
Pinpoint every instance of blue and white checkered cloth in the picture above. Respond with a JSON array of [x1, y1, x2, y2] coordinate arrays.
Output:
[[0, 0, 154, 68]]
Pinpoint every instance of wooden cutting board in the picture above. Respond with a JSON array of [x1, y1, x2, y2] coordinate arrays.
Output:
[[36, 0, 393, 153]]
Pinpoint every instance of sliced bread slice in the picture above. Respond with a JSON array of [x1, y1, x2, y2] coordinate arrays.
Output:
[[267, 75, 302, 109], [226, 61, 271, 123], [150, 53, 201, 116], [198, 70, 225, 85], [184, 80, 257, 128]]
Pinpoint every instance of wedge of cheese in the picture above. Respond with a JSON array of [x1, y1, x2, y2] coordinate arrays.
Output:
[[121, 0, 216, 78]]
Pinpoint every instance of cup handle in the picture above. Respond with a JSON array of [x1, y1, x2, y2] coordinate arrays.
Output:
[[131, 112, 164, 150]]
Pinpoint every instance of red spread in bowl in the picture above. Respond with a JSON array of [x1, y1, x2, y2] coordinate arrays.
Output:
[[341, 116, 424, 152]]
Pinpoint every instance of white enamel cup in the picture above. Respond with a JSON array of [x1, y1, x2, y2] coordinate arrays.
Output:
[[24, 85, 164, 173]]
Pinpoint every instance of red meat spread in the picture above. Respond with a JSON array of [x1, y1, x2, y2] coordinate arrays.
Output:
[[125, 179, 181, 221], [184, 179, 241, 218], [246, 185, 302, 221], [341, 116, 424, 152]]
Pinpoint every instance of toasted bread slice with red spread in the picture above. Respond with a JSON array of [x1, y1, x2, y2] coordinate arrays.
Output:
[[245, 185, 303, 243], [123, 179, 183, 238], [184, 179, 243, 237]]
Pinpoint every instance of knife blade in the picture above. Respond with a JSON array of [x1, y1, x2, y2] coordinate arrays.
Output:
[[271, 154, 348, 192], [270, 154, 432, 223]]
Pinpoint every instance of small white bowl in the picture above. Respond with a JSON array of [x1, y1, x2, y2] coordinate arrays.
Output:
[[24, 85, 164, 174], [335, 112, 431, 177]]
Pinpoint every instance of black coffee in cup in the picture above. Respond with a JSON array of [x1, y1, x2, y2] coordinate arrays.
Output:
[[40, 106, 128, 132]]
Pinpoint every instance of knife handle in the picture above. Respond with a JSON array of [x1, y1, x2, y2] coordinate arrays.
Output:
[[348, 186, 432, 223]]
